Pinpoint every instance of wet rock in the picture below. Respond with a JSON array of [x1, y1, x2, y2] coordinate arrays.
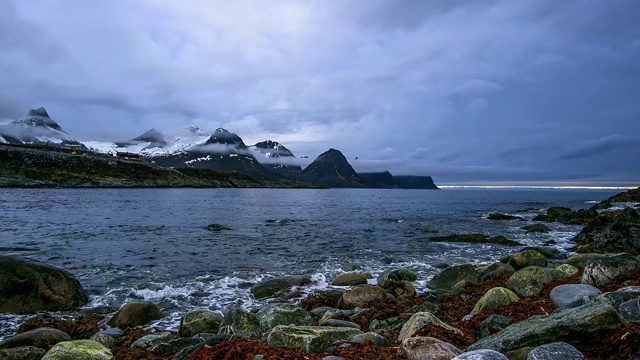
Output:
[[480, 315, 512, 338], [337, 285, 386, 309], [310, 306, 336, 318], [107, 301, 162, 328], [563, 253, 605, 269], [377, 268, 417, 287], [319, 308, 363, 322], [388, 280, 416, 299], [432, 262, 449, 269], [331, 273, 368, 286], [550, 284, 602, 309], [206, 224, 231, 231], [218, 305, 261, 339], [581, 253, 640, 287], [526, 342, 584, 360], [488, 213, 522, 221], [318, 319, 360, 330], [0, 328, 70, 350], [130, 332, 175, 349], [150, 338, 202, 354], [573, 208, 640, 254], [0, 346, 46, 360], [546, 264, 578, 279], [79, 306, 118, 315], [479, 263, 516, 281], [178, 310, 222, 337], [520, 246, 564, 260], [398, 312, 462, 342], [41, 340, 112, 360], [467, 301, 627, 352], [522, 224, 551, 233], [256, 304, 313, 334], [250, 276, 311, 300], [619, 299, 640, 322], [267, 325, 362, 353], [351, 332, 389, 346], [506, 266, 553, 297], [398, 337, 462, 360], [507, 250, 548, 271], [557, 208, 599, 225], [598, 286, 640, 308], [428, 264, 477, 291], [532, 207, 572, 222], [0, 256, 88, 313], [453, 349, 508, 360], [89, 332, 117, 350], [471, 287, 519, 315]]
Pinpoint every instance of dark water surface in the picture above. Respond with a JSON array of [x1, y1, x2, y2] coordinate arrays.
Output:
[[0, 188, 617, 333]]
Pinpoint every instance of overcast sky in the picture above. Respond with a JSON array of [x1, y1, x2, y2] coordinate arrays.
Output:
[[1, 1, 639, 186]]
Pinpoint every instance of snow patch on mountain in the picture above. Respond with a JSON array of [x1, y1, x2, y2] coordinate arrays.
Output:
[[0, 135, 6, 144]]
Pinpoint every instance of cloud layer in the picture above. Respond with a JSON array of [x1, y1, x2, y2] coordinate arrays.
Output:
[[1, 0, 639, 185]]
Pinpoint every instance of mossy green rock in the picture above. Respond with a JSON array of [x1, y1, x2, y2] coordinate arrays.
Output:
[[0, 346, 46, 360], [218, 305, 261, 339], [546, 264, 578, 279], [130, 332, 175, 349], [256, 304, 313, 334], [0, 256, 88, 313], [267, 325, 362, 352], [471, 287, 519, 315], [505, 266, 553, 297], [178, 310, 223, 337], [563, 253, 605, 269], [107, 301, 163, 328], [467, 301, 626, 352], [507, 250, 547, 270], [0, 328, 70, 350], [89, 333, 117, 349], [41, 340, 112, 360], [398, 312, 462, 342], [428, 264, 477, 291], [581, 253, 640, 287], [377, 268, 417, 287]]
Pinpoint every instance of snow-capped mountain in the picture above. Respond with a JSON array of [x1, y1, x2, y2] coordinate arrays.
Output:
[[250, 140, 295, 158], [249, 140, 303, 177], [0, 107, 83, 147]]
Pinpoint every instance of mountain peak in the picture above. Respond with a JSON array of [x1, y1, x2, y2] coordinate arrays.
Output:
[[298, 148, 364, 187], [132, 128, 167, 146], [252, 140, 295, 157], [188, 125, 208, 136], [203, 128, 247, 148], [27, 107, 50, 118], [12, 107, 65, 133]]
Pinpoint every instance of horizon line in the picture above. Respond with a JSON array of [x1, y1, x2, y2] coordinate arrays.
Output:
[[438, 185, 637, 190]]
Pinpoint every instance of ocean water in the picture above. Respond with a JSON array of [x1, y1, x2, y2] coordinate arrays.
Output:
[[0, 188, 618, 336]]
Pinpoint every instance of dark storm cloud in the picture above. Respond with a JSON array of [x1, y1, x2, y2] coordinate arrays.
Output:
[[0, 0, 639, 185]]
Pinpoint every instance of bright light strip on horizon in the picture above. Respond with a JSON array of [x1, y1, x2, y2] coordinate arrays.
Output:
[[438, 185, 638, 190]]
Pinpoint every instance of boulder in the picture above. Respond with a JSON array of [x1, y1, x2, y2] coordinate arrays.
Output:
[[130, 332, 175, 349], [310, 307, 337, 318], [619, 299, 640, 322], [520, 246, 564, 260], [557, 208, 599, 225], [41, 340, 112, 360], [546, 264, 578, 279], [471, 287, 519, 315], [549, 284, 602, 309], [89, 332, 117, 350], [488, 213, 522, 221], [149, 338, 202, 354], [479, 263, 516, 281], [107, 301, 162, 328], [398, 337, 462, 360], [467, 301, 627, 352], [407, 302, 440, 315], [377, 268, 417, 287], [480, 315, 512, 338], [398, 312, 463, 342], [532, 207, 572, 222], [178, 310, 223, 337], [598, 286, 640, 308], [0, 256, 88, 313], [218, 305, 261, 339], [573, 208, 640, 255], [351, 332, 389, 346], [206, 224, 231, 231], [318, 319, 360, 330], [507, 250, 548, 271], [506, 266, 553, 297], [526, 342, 584, 360], [387, 280, 416, 299], [581, 253, 640, 287], [266, 325, 362, 353], [337, 285, 386, 309], [331, 273, 368, 286], [453, 349, 508, 360], [522, 224, 551, 233], [0, 346, 46, 360], [563, 253, 605, 269], [250, 276, 311, 299], [256, 304, 313, 334], [428, 264, 477, 291], [0, 328, 70, 350]]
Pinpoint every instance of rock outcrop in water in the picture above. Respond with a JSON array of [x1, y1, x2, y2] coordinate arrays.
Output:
[[573, 207, 640, 255], [0, 256, 88, 313]]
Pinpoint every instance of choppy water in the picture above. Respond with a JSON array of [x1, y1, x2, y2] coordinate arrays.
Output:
[[0, 188, 617, 336]]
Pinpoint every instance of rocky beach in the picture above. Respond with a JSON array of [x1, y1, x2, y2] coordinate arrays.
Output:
[[0, 188, 639, 359]]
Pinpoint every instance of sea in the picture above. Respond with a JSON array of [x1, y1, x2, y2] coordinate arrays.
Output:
[[0, 188, 622, 338]]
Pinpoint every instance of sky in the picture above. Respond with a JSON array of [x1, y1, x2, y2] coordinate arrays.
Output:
[[1, 0, 639, 186]]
